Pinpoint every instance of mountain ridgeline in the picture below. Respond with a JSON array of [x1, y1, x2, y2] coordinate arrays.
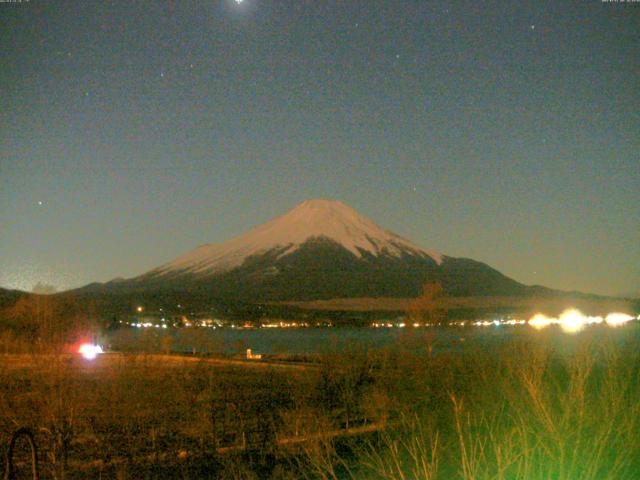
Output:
[[87, 199, 530, 301]]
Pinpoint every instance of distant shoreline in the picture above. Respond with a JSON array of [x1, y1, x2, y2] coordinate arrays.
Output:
[[273, 294, 637, 316]]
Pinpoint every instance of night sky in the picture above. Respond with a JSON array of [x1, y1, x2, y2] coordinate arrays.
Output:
[[1, 1, 638, 296]]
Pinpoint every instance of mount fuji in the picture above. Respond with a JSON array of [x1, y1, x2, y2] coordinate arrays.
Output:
[[148, 199, 442, 278], [90, 199, 529, 301]]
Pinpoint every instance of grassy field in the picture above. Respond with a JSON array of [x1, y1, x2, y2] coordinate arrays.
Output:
[[1, 327, 639, 479]]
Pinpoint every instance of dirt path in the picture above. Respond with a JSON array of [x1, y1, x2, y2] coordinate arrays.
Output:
[[0, 352, 318, 371]]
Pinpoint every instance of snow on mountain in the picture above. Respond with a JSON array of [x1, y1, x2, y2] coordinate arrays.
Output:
[[148, 199, 442, 277]]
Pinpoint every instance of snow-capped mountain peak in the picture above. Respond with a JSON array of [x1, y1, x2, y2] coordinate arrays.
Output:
[[149, 199, 441, 277]]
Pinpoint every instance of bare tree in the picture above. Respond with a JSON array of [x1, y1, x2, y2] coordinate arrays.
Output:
[[407, 283, 448, 325]]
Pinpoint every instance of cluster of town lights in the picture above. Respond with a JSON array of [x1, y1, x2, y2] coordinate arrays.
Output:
[[527, 310, 636, 333], [263, 321, 310, 328], [131, 322, 168, 329], [372, 310, 637, 333]]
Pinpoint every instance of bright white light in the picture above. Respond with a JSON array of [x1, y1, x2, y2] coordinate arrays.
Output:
[[558, 309, 587, 333], [585, 315, 603, 325], [79, 344, 103, 360], [450, 309, 635, 333], [605, 312, 634, 327], [235, 0, 243, 3], [529, 313, 553, 330]]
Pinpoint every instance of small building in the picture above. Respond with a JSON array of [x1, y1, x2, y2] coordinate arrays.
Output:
[[246, 348, 262, 360]]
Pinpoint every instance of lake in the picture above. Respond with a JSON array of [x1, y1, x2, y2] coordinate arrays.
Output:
[[107, 321, 640, 356]]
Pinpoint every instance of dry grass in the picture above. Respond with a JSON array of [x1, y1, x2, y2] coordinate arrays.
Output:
[[0, 353, 314, 478], [1, 329, 638, 479]]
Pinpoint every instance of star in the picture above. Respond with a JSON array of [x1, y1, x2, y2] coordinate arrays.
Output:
[[37, 201, 43, 206], [530, 24, 536, 30]]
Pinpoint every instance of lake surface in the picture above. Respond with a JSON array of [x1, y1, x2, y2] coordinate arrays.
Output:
[[107, 322, 640, 356]]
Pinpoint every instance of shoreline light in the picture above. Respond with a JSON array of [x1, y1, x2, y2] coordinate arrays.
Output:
[[79, 344, 103, 360], [529, 313, 553, 330], [526, 309, 634, 333], [558, 309, 587, 333], [605, 313, 634, 327]]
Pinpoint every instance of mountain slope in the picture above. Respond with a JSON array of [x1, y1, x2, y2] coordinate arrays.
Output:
[[144, 199, 441, 280], [0, 287, 29, 310], [194, 238, 526, 301], [81, 199, 528, 300]]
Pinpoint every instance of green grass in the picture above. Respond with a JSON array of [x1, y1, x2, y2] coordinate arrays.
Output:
[[316, 331, 640, 479]]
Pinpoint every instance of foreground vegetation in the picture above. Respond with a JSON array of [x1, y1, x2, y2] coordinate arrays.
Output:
[[0, 327, 639, 479]]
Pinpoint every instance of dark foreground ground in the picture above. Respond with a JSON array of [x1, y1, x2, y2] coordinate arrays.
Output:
[[1, 326, 639, 479]]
